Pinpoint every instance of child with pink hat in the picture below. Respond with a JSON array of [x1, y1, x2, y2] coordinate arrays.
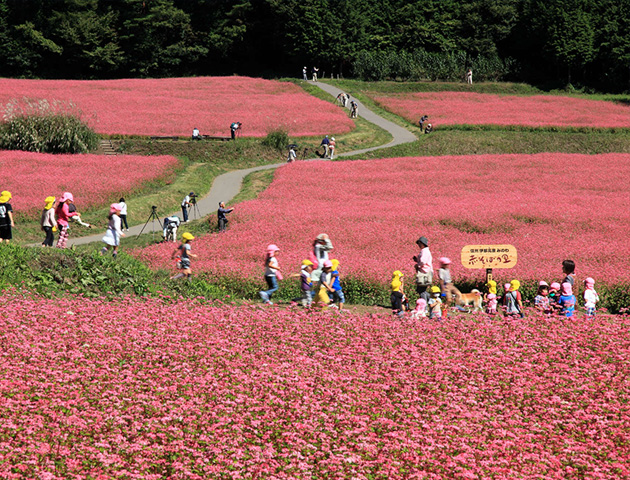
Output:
[[100, 203, 125, 258], [583, 277, 599, 317], [411, 298, 427, 319], [54, 192, 79, 248], [259, 244, 282, 305], [558, 282, 577, 318]]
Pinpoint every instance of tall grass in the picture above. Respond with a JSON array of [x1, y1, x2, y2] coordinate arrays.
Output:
[[0, 98, 99, 153]]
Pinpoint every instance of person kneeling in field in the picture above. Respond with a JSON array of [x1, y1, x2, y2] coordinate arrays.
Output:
[[171, 232, 196, 280]]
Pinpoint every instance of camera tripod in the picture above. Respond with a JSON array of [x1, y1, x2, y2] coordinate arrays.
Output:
[[137, 206, 163, 242], [189, 201, 201, 220]]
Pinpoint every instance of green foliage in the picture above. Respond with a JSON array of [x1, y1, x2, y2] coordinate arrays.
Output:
[[261, 129, 290, 152], [0, 98, 99, 154], [352, 49, 514, 82]]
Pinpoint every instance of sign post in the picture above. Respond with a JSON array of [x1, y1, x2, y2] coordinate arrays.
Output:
[[460, 244, 518, 283]]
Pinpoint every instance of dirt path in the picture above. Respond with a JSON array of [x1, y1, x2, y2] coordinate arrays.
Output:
[[68, 82, 417, 246]]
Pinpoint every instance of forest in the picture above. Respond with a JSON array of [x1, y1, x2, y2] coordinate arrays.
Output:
[[1, 0, 629, 92]]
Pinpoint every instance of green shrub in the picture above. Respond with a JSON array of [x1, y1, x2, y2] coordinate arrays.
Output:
[[0, 98, 99, 153], [262, 128, 290, 152]]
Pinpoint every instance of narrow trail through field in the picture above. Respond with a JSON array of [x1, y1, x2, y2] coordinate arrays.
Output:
[[68, 81, 417, 246]]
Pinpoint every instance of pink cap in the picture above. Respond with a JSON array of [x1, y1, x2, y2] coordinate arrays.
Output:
[[538, 281, 548, 287], [323, 260, 333, 268], [550, 282, 561, 291], [60, 191, 74, 203], [109, 203, 122, 213], [416, 298, 427, 308], [487, 293, 496, 300], [504, 283, 511, 291], [266, 244, 279, 254], [561, 282, 573, 296], [439, 257, 451, 265], [584, 277, 595, 287]]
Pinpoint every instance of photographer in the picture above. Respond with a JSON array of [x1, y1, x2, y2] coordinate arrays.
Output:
[[217, 201, 234, 232], [230, 122, 242, 140], [181, 191, 194, 223]]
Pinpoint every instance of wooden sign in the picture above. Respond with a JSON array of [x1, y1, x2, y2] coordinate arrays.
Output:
[[460, 244, 517, 269]]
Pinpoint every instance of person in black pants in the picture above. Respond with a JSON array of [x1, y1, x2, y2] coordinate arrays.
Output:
[[217, 201, 234, 232]]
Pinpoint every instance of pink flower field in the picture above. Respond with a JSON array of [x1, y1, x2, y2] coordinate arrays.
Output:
[[0, 151, 178, 215], [370, 91, 630, 128], [0, 77, 354, 137], [1, 292, 628, 478], [137, 153, 630, 285]]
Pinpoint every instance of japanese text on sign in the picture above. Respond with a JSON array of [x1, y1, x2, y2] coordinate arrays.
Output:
[[460, 244, 517, 269]]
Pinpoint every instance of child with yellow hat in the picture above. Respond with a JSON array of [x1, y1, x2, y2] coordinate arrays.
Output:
[[428, 285, 443, 319], [171, 232, 197, 280], [390, 270, 407, 317], [290, 259, 314, 307], [0, 191, 15, 244], [40, 196, 57, 247], [329, 259, 345, 311], [504, 279, 524, 318]]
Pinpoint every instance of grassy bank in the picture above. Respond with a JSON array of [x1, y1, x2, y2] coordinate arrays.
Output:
[[2, 243, 628, 313]]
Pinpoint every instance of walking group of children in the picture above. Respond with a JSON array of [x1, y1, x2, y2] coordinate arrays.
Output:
[[392, 238, 601, 319], [258, 233, 345, 310]]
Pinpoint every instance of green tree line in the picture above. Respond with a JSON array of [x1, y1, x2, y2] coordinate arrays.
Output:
[[1, 0, 629, 91]]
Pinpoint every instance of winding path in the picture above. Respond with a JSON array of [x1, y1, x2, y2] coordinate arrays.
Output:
[[68, 82, 416, 246]]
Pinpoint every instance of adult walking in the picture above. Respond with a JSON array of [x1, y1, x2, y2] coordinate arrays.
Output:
[[181, 192, 193, 223], [414, 235, 433, 300], [55, 192, 79, 248], [309, 233, 333, 282], [217, 201, 234, 232], [320, 135, 330, 158]]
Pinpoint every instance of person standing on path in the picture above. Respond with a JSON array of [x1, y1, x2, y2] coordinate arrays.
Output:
[[118, 197, 129, 231], [0, 190, 14, 244], [40, 196, 57, 247], [181, 192, 193, 223], [302, 66, 308, 81], [55, 192, 79, 248], [100, 203, 125, 258], [350, 100, 358, 118], [217, 201, 234, 232], [328, 137, 336, 159], [312, 66, 319, 82], [466, 68, 473, 85]]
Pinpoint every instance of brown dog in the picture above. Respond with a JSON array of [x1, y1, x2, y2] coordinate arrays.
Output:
[[457, 289, 483, 312]]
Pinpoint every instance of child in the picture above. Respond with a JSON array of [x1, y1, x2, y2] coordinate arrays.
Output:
[[558, 282, 576, 318], [329, 259, 345, 311], [438, 257, 461, 308], [0, 190, 14, 244], [259, 244, 281, 305], [55, 192, 79, 248], [534, 281, 552, 315], [171, 232, 197, 280], [119, 197, 129, 231], [314, 260, 334, 309], [291, 259, 313, 307], [100, 203, 125, 258], [549, 282, 562, 312], [390, 270, 407, 317], [583, 277, 599, 317], [485, 294, 498, 315], [428, 285, 442, 319], [40, 196, 57, 247], [504, 280, 524, 318], [411, 298, 427, 319]]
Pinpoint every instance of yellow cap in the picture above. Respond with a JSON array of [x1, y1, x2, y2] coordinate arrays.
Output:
[[44, 196, 56, 209], [301, 259, 314, 266], [0, 190, 11, 203], [331, 259, 340, 270], [182, 232, 194, 241], [431, 285, 441, 293], [510, 279, 520, 291], [392, 270, 403, 277]]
